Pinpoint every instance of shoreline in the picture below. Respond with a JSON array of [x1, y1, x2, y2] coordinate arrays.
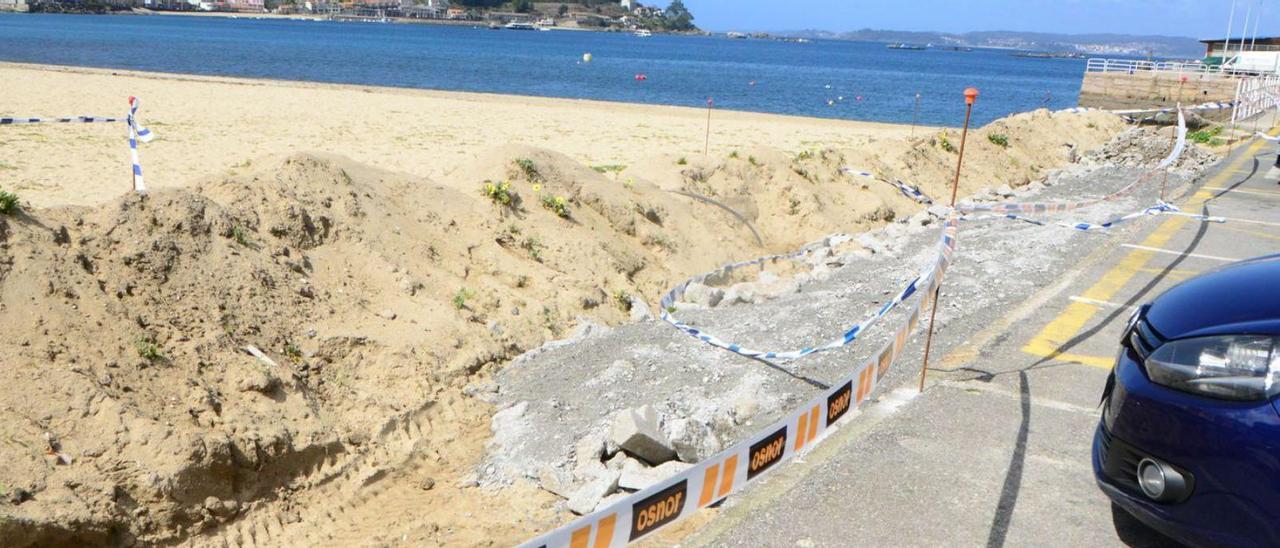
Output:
[[0, 60, 937, 130]]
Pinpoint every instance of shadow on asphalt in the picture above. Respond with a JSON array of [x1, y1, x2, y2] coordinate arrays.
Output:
[[958, 156, 1262, 547]]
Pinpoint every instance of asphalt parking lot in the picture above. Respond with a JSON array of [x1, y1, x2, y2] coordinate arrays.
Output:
[[682, 134, 1280, 547]]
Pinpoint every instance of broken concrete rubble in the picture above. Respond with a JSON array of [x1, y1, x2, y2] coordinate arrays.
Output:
[[609, 405, 676, 465], [619, 461, 693, 492]]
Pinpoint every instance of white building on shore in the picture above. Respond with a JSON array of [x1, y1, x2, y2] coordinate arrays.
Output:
[[0, 0, 29, 12]]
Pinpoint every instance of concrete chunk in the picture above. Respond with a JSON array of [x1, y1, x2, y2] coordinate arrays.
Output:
[[567, 469, 620, 515], [609, 405, 675, 465], [619, 461, 693, 492]]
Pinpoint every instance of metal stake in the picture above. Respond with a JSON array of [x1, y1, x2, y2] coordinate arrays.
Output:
[[911, 92, 921, 138], [704, 97, 713, 157], [919, 87, 977, 393]]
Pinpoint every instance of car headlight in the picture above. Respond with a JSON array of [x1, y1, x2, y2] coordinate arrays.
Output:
[[1146, 335, 1280, 401]]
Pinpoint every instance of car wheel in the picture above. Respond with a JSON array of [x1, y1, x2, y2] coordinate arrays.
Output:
[[1110, 502, 1184, 547]]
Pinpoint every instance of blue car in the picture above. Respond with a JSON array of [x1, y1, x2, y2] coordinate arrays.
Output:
[[1095, 255, 1280, 547]]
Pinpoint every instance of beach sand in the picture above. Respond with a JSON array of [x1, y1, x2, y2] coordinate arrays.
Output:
[[1, 62, 926, 209], [0, 62, 1130, 546]]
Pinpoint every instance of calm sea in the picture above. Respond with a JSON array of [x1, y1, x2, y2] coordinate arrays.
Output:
[[0, 13, 1088, 126]]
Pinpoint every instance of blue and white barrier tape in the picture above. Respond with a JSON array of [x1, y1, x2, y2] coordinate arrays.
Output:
[[658, 218, 958, 362], [0, 116, 124, 124], [524, 217, 959, 547], [0, 96, 155, 194], [839, 168, 933, 204]]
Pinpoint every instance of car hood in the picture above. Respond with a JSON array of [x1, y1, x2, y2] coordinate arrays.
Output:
[[1146, 255, 1280, 340]]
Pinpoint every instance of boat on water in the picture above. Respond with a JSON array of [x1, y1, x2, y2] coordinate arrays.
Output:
[[887, 43, 927, 50], [504, 21, 536, 30], [634, 29, 652, 37], [726, 31, 747, 39], [536, 18, 555, 30], [488, 23, 501, 30]]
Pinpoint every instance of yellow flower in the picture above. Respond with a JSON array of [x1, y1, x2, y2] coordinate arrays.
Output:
[[532, 184, 543, 193]]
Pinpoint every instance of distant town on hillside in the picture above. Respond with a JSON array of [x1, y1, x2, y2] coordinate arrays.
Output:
[[9, 0, 699, 32], [781, 29, 1205, 58]]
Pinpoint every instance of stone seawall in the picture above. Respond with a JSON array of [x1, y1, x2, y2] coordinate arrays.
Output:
[[1080, 72, 1238, 110]]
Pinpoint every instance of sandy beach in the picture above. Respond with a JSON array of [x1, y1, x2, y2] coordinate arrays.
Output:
[[1, 62, 931, 209], [0, 62, 1132, 546]]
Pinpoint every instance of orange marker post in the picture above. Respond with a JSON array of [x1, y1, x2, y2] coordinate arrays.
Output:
[[918, 87, 977, 393]]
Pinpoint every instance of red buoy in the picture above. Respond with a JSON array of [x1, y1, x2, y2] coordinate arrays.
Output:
[[635, 73, 648, 81]]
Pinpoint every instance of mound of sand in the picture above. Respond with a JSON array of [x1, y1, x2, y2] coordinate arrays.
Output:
[[0, 107, 1137, 545]]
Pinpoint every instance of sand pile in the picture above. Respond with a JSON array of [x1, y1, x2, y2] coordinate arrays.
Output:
[[0, 107, 1134, 545]]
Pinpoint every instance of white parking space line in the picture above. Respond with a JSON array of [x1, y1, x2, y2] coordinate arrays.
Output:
[[1214, 215, 1280, 228], [1120, 244, 1241, 263], [1203, 186, 1280, 198], [1069, 295, 1136, 310]]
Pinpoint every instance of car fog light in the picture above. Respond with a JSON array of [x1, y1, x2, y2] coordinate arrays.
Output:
[[1137, 458, 1187, 502], [1138, 459, 1166, 499]]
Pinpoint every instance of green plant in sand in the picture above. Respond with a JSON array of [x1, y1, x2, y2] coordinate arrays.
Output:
[[0, 190, 19, 216], [541, 194, 571, 218], [482, 180, 514, 206], [453, 287, 475, 310]]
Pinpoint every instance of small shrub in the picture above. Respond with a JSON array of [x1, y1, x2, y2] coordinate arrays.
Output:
[[748, 155, 762, 167], [516, 275, 530, 288], [1086, 122, 1098, 129], [676, 157, 688, 166], [728, 150, 740, 159], [1189, 126, 1224, 145], [452, 288, 474, 310], [796, 150, 814, 161], [482, 180, 514, 206], [284, 343, 303, 363], [514, 158, 540, 181], [136, 338, 165, 363], [613, 290, 632, 312], [0, 190, 19, 215], [541, 195, 570, 218], [231, 225, 252, 247], [987, 133, 1009, 148], [937, 133, 956, 153], [521, 236, 544, 261]]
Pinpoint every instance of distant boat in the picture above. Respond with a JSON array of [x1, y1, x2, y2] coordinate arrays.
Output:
[[941, 46, 973, 52], [634, 29, 652, 37], [536, 17, 554, 30], [726, 31, 747, 39], [887, 43, 927, 50], [488, 23, 501, 30], [504, 21, 536, 30]]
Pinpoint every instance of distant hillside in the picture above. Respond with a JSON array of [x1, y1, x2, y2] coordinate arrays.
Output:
[[781, 29, 1203, 58]]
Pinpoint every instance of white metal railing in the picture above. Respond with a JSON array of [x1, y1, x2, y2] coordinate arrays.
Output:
[[1086, 58, 1222, 76]]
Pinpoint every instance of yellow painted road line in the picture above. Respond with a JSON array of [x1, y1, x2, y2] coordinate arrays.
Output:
[[1069, 296, 1135, 309], [1135, 266, 1199, 281], [1021, 137, 1271, 368], [1119, 244, 1241, 263]]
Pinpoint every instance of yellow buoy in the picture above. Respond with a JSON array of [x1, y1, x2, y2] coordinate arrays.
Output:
[[583, 52, 593, 63]]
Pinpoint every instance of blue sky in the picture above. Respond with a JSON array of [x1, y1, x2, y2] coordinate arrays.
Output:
[[683, 0, 1278, 38]]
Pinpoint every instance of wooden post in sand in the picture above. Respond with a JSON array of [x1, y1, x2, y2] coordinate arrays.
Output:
[[704, 97, 713, 157], [911, 92, 921, 138], [918, 87, 978, 393]]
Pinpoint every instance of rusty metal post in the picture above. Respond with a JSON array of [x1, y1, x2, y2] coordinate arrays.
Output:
[[918, 87, 978, 392]]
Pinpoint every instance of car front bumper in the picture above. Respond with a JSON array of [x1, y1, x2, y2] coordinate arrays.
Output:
[[1092, 347, 1280, 547]]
